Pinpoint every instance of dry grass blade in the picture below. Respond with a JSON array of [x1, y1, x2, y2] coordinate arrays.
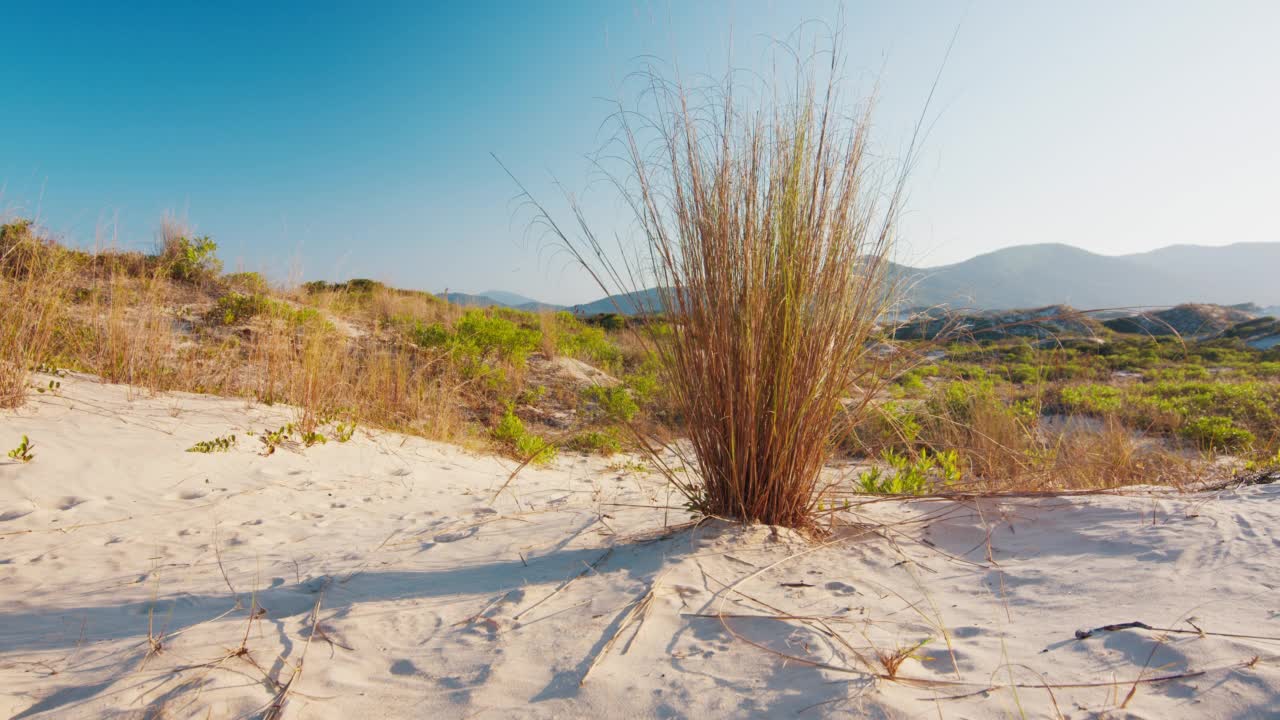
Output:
[[513, 547, 614, 621], [262, 595, 324, 720], [580, 573, 665, 685]]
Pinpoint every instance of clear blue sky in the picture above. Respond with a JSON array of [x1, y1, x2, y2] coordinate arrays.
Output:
[[3, 1, 1277, 305]]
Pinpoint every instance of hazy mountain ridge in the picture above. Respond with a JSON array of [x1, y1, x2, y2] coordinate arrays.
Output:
[[453, 242, 1280, 315], [893, 242, 1280, 309]]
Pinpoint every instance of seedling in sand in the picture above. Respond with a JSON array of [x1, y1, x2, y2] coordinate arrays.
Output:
[[301, 430, 326, 447], [858, 449, 958, 495], [7, 435, 34, 463], [876, 638, 932, 679], [259, 423, 296, 455], [187, 434, 237, 453], [333, 421, 357, 443]]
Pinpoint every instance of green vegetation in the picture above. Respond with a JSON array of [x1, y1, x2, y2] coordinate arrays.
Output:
[[413, 309, 541, 369], [847, 330, 1280, 492], [163, 235, 222, 282], [568, 428, 623, 456], [333, 421, 357, 443], [857, 449, 962, 495], [582, 384, 639, 422], [552, 312, 623, 368], [212, 292, 324, 326], [187, 435, 237, 453], [492, 406, 556, 464], [7, 435, 34, 463]]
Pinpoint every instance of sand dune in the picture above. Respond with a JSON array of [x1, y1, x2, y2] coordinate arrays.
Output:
[[2, 375, 1277, 718]]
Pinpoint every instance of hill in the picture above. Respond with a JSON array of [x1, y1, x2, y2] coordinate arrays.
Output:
[[572, 242, 1280, 314], [438, 290, 562, 312], [895, 242, 1280, 310], [437, 291, 505, 307], [1102, 304, 1257, 338], [570, 288, 664, 316]]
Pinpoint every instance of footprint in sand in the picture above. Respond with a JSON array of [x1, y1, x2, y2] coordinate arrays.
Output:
[[434, 526, 479, 543], [824, 581, 857, 596], [56, 496, 86, 510], [178, 489, 207, 500], [390, 659, 422, 676], [0, 509, 32, 522]]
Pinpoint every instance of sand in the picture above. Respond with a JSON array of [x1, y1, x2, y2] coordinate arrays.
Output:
[[2, 373, 1278, 719]]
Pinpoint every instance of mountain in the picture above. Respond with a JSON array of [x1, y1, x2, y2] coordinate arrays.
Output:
[[570, 288, 664, 316], [438, 291, 504, 307], [894, 242, 1280, 310], [438, 290, 562, 311], [480, 290, 544, 307], [569, 242, 1280, 315]]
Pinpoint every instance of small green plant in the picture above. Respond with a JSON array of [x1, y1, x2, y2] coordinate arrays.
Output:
[[933, 449, 963, 485], [259, 423, 296, 455], [876, 638, 932, 679], [32, 362, 67, 377], [301, 430, 327, 447], [187, 434, 237, 453], [333, 421, 357, 443], [492, 405, 556, 464], [34, 378, 61, 394], [857, 449, 952, 495], [7, 435, 34, 463]]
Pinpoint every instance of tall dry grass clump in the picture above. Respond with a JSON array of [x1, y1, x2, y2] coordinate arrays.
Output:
[[516, 44, 909, 528], [0, 220, 73, 407]]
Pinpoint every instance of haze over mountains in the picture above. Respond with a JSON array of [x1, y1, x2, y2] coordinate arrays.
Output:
[[442, 242, 1280, 315]]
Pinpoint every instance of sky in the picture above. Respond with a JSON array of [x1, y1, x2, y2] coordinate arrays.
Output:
[[2, 1, 1277, 305]]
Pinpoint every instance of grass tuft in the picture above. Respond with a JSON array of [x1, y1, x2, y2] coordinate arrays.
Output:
[[513, 38, 906, 528]]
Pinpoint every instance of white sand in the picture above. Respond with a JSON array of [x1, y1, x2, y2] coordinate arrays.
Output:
[[2, 374, 1278, 719]]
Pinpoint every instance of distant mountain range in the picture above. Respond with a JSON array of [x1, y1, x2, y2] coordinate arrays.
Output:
[[889, 242, 1280, 310], [442, 242, 1280, 315]]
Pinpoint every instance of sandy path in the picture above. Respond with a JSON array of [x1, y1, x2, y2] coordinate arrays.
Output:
[[1, 375, 1277, 718]]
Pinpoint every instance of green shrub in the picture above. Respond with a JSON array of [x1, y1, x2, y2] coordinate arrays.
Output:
[[415, 309, 542, 367], [583, 384, 638, 422], [223, 272, 268, 293], [553, 312, 623, 368], [492, 406, 556, 464], [165, 235, 222, 282], [1059, 384, 1123, 414], [1181, 415, 1254, 451], [212, 292, 325, 327], [569, 428, 623, 455], [623, 364, 662, 405]]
